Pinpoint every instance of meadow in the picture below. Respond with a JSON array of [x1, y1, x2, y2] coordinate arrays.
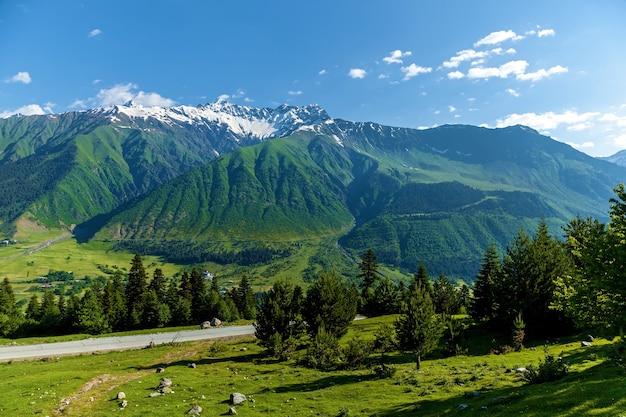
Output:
[[0, 316, 624, 416]]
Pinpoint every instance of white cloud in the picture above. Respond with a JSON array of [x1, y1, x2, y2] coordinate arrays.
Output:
[[467, 60, 528, 79], [538, 29, 556, 38], [89, 28, 102, 37], [447, 71, 464, 79], [378, 73, 389, 79], [69, 99, 87, 108], [0, 104, 46, 118], [288, 90, 303, 95], [613, 134, 626, 148], [6, 71, 31, 84], [568, 141, 595, 149], [442, 49, 488, 68], [383, 49, 412, 64], [217, 94, 230, 102], [448, 105, 457, 112], [474, 30, 524, 47], [348, 68, 367, 79], [507, 88, 520, 97], [401, 63, 431, 81], [96, 83, 175, 107], [134, 91, 175, 107], [496, 110, 601, 131], [516, 65, 568, 81], [318, 69, 327, 75]]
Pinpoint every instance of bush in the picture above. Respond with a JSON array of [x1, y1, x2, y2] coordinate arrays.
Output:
[[303, 325, 342, 370], [343, 336, 370, 369], [523, 347, 568, 384]]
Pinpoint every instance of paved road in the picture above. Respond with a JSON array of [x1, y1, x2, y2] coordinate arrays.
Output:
[[0, 325, 256, 361]]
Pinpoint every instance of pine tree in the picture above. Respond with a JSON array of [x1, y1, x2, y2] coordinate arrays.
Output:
[[303, 270, 358, 339], [148, 268, 168, 303], [125, 254, 148, 328], [25, 294, 42, 322], [189, 268, 208, 322], [432, 272, 458, 319], [103, 271, 127, 331], [0, 278, 22, 337], [75, 289, 111, 335], [358, 249, 380, 308], [254, 279, 305, 356], [395, 282, 442, 369], [39, 289, 61, 332], [412, 261, 433, 298], [236, 275, 257, 320], [470, 241, 501, 323], [369, 277, 402, 316], [166, 278, 192, 325]]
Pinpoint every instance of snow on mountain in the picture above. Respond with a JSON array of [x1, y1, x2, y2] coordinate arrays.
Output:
[[95, 100, 334, 141]]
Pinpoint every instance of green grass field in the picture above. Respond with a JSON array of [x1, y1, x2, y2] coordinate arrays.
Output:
[[0, 316, 624, 416]]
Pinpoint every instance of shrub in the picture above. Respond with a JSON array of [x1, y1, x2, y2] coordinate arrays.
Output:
[[523, 347, 568, 384], [343, 336, 370, 369], [303, 325, 342, 370]]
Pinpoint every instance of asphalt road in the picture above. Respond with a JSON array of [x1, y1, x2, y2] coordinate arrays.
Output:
[[0, 325, 256, 361]]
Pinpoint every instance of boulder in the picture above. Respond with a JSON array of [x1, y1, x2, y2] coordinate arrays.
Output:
[[156, 367, 165, 373], [120, 400, 128, 408], [116, 392, 126, 400], [228, 407, 237, 415], [200, 321, 211, 329], [456, 403, 469, 411], [230, 392, 246, 406], [188, 405, 203, 415], [515, 367, 527, 374], [158, 378, 172, 389], [581, 341, 592, 347], [211, 317, 222, 327]]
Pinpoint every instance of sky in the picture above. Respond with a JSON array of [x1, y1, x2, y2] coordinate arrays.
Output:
[[1, 1, 626, 157]]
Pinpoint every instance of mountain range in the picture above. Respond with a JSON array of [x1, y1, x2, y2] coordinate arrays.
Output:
[[1, 101, 624, 282]]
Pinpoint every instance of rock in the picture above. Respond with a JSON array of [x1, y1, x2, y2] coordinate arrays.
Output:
[[158, 378, 172, 389], [581, 341, 592, 347], [464, 391, 480, 398], [161, 387, 174, 394], [188, 405, 203, 415], [117, 392, 126, 400], [230, 392, 246, 406], [456, 403, 469, 411], [515, 367, 527, 374], [120, 400, 128, 408], [149, 392, 162, 397], [211, 317, 222, 327], [586, 334, 595, 343], [481, 405, 488, 410], [240, 347, 247, 351], [200, 321, 211, 329], [228, 407, 237, 415], [189, 362, 197, 369], [156, 367, 165, 373]]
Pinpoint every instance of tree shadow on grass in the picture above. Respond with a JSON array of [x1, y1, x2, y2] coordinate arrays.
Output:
[[253, 371, 378, 396], [379, 357, 626, 417]]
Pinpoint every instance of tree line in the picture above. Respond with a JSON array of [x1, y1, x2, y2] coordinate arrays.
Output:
[[0, 254, 257, 337]]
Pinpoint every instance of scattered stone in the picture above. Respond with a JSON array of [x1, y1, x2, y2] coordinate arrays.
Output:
[[88, 396, 94, 402], [117, 392, 126, 400], [230, 392, 246, 406], [189, 363, 197, 369], [240, 347, 247, 351], [120, 400, 128, 408], [530, 347, 536, 351], [456, 403, 469, 411], [158, 378, 172, 389], [200, 321, 211, 329], [188, 405, 203, 415], [515, 367, 527, 374], [228, 407, 237, 415], [581, 341, 592, 347], [161, 387, 174, 394], [149, 392, 162, 397], [481, 405, 488, 410], [464, 391, 480, 398], [586, 334, 595, 343], [211, 317, 222, 327], [156, 367, 165, 373]]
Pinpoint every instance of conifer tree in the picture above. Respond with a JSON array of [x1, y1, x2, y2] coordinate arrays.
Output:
[[470, 241, 501, 323], [235, 274, 257, 320], [125, 253, 148, 328], [189, 268, 208, 321], [148, 268, 168, 303], [303, 270, 358, 339], [432, 272, 458, 319], [25, 294, 42, 322], [166, 278, 192, 325], [0, 278, 22, 337], [412, 261, 433, 298], [395, 282, 442, 369], [75, 289, 110, 335], [358, 249, 380, 308]]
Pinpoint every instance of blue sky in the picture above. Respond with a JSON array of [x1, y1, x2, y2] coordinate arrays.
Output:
[[1, 1, 625, 157]]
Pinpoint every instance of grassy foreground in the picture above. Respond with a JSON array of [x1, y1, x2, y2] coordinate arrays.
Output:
[[0, 317, 624, 416]]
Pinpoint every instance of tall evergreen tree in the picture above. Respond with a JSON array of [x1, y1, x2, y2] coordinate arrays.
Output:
[[25, 294, 42, 322], [358, 249, 380, 308], [369, 277, 402, 316], [0, 278, 22, 337], [189, 268, 208, 321], [470, 241, 502, 323], [303, 270, 358, 339], [75, 289, 110, 335], [166, 278, 192, 326], [432, 272, 458, 319], [412, 261, 433, 298], [254, 279, 305, 355], [234, 275, 257, 320], [125, 253, 148, 328], [395, 282, 442, 369], [39, 289, 61, 332], [102, 271, 127, 331], [148, 268, 168, 303]]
